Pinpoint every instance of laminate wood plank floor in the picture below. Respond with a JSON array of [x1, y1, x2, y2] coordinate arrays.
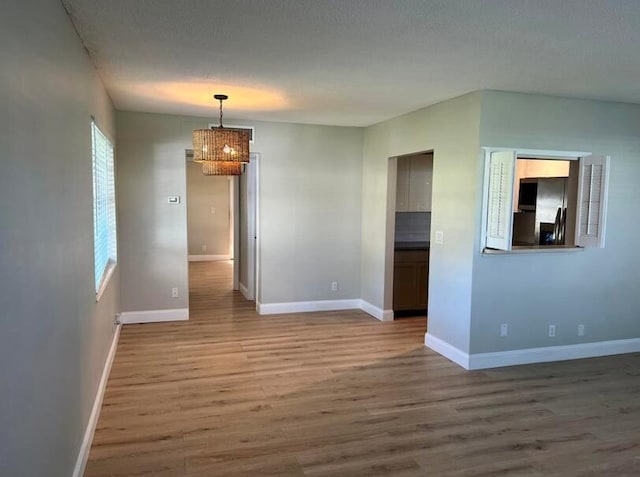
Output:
[[85, 261, 640, 476]]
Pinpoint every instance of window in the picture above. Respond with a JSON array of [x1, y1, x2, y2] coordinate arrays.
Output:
[[482, 148, 609, 252], [92, 120, 117, 299]]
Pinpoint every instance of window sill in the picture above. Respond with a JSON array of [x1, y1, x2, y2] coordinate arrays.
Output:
[[96, 262, 117, 302], [483, 245, 585, 255]]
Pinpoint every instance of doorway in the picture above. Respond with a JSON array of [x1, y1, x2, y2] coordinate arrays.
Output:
[[385, 151, 433, 321], [185, 161, 233, 262], [185, 151, 259, 308]]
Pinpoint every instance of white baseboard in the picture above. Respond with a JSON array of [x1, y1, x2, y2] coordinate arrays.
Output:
[[425, 333, 471, 369], [256, 298, 394, 322], [359, 300, 394, 321], [468, 338, 640, 370], [425, 332, 640, 370], [239, 282, 253, 300], [73, 323, 121, 477], [188, 254, 231, 262], [258, 299, 361, 315], [120, 308, 189, 324]]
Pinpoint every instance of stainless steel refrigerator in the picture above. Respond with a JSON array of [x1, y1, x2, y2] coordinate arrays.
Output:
[[513, 177, 568, 246]]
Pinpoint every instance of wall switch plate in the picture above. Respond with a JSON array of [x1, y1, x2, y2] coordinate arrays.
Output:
[[548, 324, 556, 337], [210, 206, 216, 214], [171, 287, 179, 298], [331, 281, 338, 292], [201, 244, 207, 252], [578, 324, 585, 336], [500, 323, 508, 337], [435, 230, 444, 244]]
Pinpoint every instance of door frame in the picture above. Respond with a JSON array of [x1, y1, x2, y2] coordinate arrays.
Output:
[[235, 152, 259, 303], [232, 176, 240, 290], [385, 150, 434, 321]]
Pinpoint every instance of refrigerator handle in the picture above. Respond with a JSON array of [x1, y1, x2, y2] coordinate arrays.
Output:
[[553, 207, 562, 245], [560, 207, 567, 245]]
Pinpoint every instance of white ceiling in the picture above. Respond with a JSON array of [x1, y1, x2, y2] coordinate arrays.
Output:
[[63, 0, 640, 127]]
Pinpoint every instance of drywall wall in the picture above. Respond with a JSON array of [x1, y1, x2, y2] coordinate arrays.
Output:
[[256, 121, 363, 304], [116, 112, 190, 312], [362, 92, 483, 352], [471, 91, 640, 353], [117, 112, 363, 311], [186, 162, 231, 257], [0, 1, 117, 476]]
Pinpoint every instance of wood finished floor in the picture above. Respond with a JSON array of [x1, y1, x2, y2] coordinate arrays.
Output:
[[86, 261, 640, 476]]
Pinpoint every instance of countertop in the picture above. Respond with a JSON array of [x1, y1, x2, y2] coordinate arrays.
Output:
[[394, 241, 430, 251]]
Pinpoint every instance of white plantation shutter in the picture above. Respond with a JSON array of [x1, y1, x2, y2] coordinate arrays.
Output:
[[92, 120, 117, 293], [485, 150, 516, 250], [576, 155, 609, 248]]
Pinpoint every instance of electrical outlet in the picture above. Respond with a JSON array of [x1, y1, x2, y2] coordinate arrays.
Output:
[[171, 287, 179, 298], [578, 324, 585, 337], [500, 323, 508, 337], [201, 244, 207, 252], [210, 206, 216, 215], [548, 324, 556, 337], [331, 281, 338, 292], [435, 230, 444, 245]]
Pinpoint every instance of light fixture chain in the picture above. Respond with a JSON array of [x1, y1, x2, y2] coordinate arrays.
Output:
[[219, 97, 223, 128]]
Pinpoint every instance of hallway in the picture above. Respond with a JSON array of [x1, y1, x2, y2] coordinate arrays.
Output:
[[85, 262, 640, 476]]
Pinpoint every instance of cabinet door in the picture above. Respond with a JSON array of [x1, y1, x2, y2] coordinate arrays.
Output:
[[409, 155, 433, 211], [393, 262, 419, 310], [396, 159, 411, 212], [417, 261, 429, 309]]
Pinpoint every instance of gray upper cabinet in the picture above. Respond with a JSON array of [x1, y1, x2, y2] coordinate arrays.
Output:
[[396, 153, 433, 212], [396, 158, 411, 211]]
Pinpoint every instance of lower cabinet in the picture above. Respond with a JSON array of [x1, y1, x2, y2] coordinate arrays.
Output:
[[393, 249, 429, 312]]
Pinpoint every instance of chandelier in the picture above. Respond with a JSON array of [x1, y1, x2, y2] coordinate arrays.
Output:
[[192, 94, 250, 175], [201, 160, 243, 176]]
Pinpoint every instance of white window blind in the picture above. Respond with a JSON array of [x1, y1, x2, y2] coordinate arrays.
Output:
[[576, 155, 609, 248], [92, 120, 117, 294], [485, 150, 516, 250]]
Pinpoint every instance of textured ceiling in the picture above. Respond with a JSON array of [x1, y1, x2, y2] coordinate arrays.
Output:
[[63, 0, 640, 126]]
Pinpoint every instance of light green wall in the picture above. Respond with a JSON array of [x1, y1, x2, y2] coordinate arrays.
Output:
[[362, 92, 483, 352], [255, 121, 364, 304], [116, 112, 191, 312], [116, 112, 364, 311], [0, 1, 117, 475], [471, 91, 640, 353]]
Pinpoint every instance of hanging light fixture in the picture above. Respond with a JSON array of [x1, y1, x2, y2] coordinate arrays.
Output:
[[201, 160, 243, 176], [192, 94, 250, 175]]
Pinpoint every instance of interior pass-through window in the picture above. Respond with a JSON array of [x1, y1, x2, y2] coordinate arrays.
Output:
[[482, 148, 609, 252]]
